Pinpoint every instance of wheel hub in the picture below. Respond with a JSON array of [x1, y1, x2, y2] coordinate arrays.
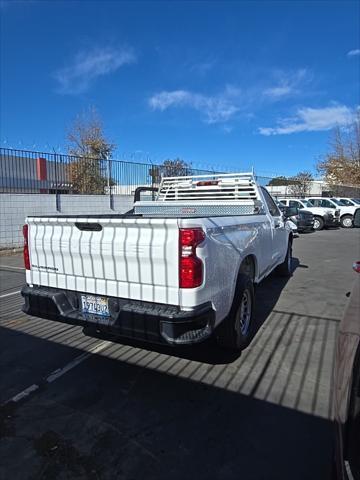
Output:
[[343, 217, 352, 227], [236, 289, 252, 336]]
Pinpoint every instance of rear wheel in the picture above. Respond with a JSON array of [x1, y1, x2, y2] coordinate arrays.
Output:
[[313, 216, 324, 230], [340, 215, 353, 228], [217, 274, 254, 351], [276, 241, 293, 277]]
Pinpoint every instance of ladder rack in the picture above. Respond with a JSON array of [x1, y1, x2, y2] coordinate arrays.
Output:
[[134, 172, 264, 217]]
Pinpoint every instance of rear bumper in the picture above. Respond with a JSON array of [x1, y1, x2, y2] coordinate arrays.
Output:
[[21, 285, 215, 346]]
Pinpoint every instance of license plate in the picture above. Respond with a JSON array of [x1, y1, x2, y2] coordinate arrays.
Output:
[[81, 295, 110, 317]]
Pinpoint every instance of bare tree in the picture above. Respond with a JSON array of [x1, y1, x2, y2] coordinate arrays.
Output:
[[149, 158, 191, 185], [317, 112, 360, 187], [288, 171, 314, 196], [67, 108, 115, 194]]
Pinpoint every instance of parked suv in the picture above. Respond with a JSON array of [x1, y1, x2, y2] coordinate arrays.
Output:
[[307, 198, 356, 228], [333, 197, 360, 207], [278, 198, 338, 231]]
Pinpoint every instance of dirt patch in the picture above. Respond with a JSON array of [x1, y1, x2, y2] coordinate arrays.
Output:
[[32, 430, 101, 480]]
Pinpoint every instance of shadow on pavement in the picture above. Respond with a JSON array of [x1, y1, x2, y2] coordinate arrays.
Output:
[[0, 326, 333, 480], [81, 257, 302, 366]]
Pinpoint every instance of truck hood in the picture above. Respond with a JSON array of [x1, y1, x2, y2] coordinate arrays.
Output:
[[299, 207, 334, 216], [338, 206, 357, 215]]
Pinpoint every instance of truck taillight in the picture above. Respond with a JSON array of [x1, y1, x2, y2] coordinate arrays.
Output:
[[179, 228, 205, 288], [23, 224, 30, 270], [196, 180, 219, 187]]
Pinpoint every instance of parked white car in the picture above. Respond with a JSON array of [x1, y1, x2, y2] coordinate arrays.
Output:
[[306, 198, 357, 228], [278, 198, 339, 231], [333, 197, 360, 207], [21, 173, 294, 351]]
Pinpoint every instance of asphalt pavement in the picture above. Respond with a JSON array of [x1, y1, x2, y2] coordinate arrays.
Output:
[[0, 228, 359, 480]]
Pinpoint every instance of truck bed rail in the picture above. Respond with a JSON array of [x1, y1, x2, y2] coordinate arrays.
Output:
[[157, 172, 257, 202], [134, 172, 264, 217]]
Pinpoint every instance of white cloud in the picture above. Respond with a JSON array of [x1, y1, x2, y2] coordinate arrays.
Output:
[[149, 88, 240, 123], [347, 49, 360, 57], [190, 61, 216, 75], [264, 85, 293, 98], [54, 45, 136, 94], [263, 68, 309, 99], [259, 104, 355, 136], [148, 68, 312, 126]]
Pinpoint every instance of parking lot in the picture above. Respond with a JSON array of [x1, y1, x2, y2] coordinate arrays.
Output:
[[0, 228, 359, 480]]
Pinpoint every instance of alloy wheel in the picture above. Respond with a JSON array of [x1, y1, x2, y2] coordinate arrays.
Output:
[[235, 289, 252, 337]]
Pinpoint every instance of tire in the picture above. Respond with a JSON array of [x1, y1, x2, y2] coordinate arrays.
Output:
[[217, 274, 254, 351], [340, 215, 353, 228], [276, 241, 293, 277], [313, 216, 324, 231]]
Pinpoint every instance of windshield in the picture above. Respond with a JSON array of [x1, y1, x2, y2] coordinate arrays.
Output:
[[339, 199, 354, 206], [330, 198, 346, 206], [351, 198, 360, 205]]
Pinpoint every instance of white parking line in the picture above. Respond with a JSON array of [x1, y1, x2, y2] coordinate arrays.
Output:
[[46, 341, 110, 383], [4, 340, 110, 405], [11, 384, 39, 402], [0, 290, 21, 299]]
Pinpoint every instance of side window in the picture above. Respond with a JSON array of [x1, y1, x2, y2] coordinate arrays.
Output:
[[321, 200, 334, 208], [289, 200, 300, 208], [310, 199, 321, 207], [261, 188, 281, 216]]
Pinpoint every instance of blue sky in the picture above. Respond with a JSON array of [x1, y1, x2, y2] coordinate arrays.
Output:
[[1, 0, 359, 176]]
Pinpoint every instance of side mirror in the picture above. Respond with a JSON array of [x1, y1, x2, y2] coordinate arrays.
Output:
[[354, 208, 360, 228], [283, 206, 298, 218]]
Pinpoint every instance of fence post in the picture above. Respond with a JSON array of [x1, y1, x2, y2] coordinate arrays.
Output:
[[53, 152, 61, 212], [149, 161, 156, 200], [107, 156, 114, 210]]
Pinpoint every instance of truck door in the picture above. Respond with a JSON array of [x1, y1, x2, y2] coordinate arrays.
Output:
[[261, 187, 288, 265]]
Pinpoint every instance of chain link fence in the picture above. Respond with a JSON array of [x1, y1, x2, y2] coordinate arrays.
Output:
[[0, 148, 222, 196], [1, 147, 359, 198]]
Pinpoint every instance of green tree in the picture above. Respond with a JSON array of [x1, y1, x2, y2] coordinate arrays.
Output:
[[268, 176, 293, 186], [67, 108, 115, 194]]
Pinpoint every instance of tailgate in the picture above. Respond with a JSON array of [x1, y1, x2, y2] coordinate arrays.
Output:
[[26, 217, 179, 305]]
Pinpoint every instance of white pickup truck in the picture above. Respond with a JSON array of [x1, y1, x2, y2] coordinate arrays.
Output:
[[306, 197, 356, 228], [21, 173, 293, 351], [278, 198, 340, 230]]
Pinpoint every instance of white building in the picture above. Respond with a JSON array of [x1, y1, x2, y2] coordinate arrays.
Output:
[[266, 180, 327, 198]]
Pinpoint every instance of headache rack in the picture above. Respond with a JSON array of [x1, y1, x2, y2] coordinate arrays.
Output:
[[134, 172, 265, 217]]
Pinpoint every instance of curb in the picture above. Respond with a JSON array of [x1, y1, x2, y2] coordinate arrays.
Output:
[[0, 248, 23, 256]]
